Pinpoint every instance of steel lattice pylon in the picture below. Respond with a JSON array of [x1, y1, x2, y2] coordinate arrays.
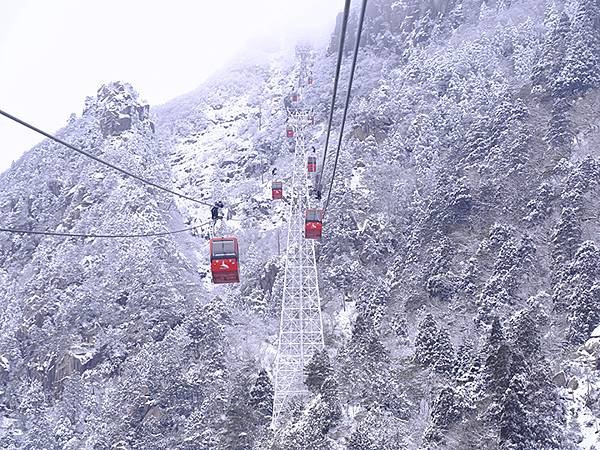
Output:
[[272, 111, 324, 428]]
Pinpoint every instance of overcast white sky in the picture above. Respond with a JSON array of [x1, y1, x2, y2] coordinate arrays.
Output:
[[0, 0, 341, 173]]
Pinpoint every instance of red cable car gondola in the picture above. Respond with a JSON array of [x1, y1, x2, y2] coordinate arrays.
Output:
[[308, 76, 313, 85], [272, 181, 283, 200], [305, 209, 323, 239], [292, 92, 299, 102], [287, 126, 294, 138], [209, 237, 240, 284], [307, 156, 317, 172]]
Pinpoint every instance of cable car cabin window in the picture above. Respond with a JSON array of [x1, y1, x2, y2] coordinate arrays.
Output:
[[308, 156, 317, 164], [272, 181, 283, 189], [306, 210, 322, 222], [211, 240, 237, 260]]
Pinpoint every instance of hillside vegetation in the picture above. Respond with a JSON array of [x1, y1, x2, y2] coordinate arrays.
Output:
[[1, 0, 600, 448]]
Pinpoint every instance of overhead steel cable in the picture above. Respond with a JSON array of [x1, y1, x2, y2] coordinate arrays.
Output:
[[0, 109, 214, 207], [317, 0, 352, 188], [0, 219, 213, 239], [323, 0, 368, 217]]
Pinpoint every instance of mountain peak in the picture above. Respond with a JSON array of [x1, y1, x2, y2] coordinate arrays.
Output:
[[84, 81, 153, 137]]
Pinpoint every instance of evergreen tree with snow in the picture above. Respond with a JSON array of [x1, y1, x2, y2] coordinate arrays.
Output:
[[533, 11, 570, 96], [305, 349, 334, 395], [499, 375, 530, 448], [357, 280, 391, 328], [250, 369, 274, 425], [526, 367, 568, 448], [551, 207, 582, 270], [347, 427, 377, 450], [557, 0, 600, 96], [415, 314, 456, 375], [510, 307, 541, 357], [545, 96, 573, 150], [415, 313, 440, 367], [566, 241, 600, 343], [272, 396, 334, 450], [482, 318, 513, 404], [424, 386, 464, 444]]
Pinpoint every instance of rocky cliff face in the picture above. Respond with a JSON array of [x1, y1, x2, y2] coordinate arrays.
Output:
[[86, 82, 154, 137]]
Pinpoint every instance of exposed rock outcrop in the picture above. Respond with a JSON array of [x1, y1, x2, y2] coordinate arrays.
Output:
[[85, 82, 154, 137]]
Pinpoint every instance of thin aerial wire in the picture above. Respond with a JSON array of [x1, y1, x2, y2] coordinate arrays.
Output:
[[0, 109, 214, 207], [0, 220, 213, 239], [323, 0, 368, 217], [317, 0, 352, 188]]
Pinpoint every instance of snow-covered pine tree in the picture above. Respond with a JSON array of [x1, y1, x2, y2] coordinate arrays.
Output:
[[533, 10, 570, 96], [565, 241, 600, 343], [305, 349, 334, 395], [415, 313, 456, 375], [545, 96, 573, 150], [250, 368, 274, 425], [498, 375, 530, 448], [558, 0, 600, 96]]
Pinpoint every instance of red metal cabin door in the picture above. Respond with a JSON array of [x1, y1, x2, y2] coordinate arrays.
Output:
[[305, 221, 322, 239], [211, 258, 240, 283]]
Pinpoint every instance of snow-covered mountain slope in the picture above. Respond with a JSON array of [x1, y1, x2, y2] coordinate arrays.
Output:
[[3, 0, 600, 448], [0, 82, 217, 448]]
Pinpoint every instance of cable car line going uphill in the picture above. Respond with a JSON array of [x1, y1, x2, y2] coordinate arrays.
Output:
[[0, 111, 235, 282], [0, 220, 214, 239], [1, 0, 365, 288], [317, 0, 352, 189], [273, 47, 327, 426], [0, 109, 214, 207], [323, 0, 368, 217]]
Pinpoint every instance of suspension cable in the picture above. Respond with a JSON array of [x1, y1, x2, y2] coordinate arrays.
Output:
[[323, 0, 368, 217], [317, 0, 352, 187], [0, 109, 214, 207], [0, 220, 213, 239]]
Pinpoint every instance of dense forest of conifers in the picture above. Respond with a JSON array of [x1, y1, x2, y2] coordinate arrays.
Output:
[[1, 0, 600, 448]]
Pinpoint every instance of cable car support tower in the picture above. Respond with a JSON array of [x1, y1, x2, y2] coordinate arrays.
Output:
[[272, 55, 324, 428]]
